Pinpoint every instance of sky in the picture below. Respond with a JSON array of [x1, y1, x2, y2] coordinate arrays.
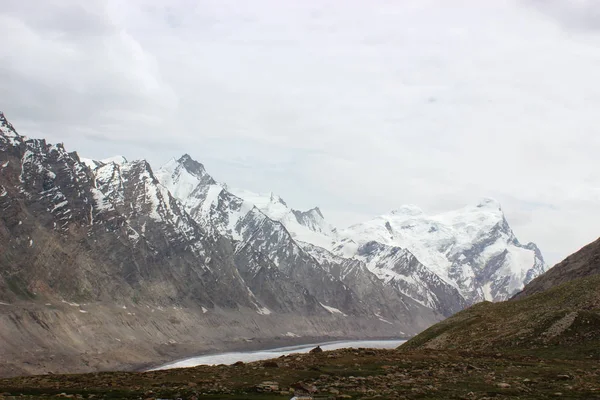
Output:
[[1, 0, 600, 265]]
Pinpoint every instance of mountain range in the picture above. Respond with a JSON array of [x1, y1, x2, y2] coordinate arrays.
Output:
[[0, 111, 546, 376]]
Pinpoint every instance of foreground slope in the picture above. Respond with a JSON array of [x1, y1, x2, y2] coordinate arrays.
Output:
[[401, 236, 600, 358], [2, 345, 600, 399]]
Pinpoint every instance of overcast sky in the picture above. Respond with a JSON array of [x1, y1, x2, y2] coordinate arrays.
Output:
[[2, 0, 600, 265]]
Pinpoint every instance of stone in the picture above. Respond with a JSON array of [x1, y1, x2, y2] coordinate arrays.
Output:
[[255, 381, 279, 392], [262, 361, 279, 368], [310, 345, 323, 354]]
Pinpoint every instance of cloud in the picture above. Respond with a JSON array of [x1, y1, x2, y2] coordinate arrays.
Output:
[[524, 0, 600, 32], [0, 0, 177, 143], [2, 0, 600, 265]]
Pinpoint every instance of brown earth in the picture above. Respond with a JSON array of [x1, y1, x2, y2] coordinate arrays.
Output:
[[1, 347, 599, 399]]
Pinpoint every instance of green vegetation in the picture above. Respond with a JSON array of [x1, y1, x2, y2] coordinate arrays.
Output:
[[4, 276, 36, 300]]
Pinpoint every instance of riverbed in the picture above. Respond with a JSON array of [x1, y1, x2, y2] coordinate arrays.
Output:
[[152, 339, 406, 370]]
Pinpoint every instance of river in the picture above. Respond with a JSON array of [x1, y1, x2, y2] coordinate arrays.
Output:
[[152, 339, 406, 371]]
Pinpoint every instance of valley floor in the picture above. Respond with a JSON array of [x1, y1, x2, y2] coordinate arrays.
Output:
[[1, 347, 599, 399], [0, 301, 417, 378]]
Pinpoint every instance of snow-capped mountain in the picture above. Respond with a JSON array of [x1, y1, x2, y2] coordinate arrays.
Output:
[[156, 154, 545, 314], [334, 200, 546, 302], [156, 155, 437, 319], [229, 188, 338, 250], [229, 184, 545, 304]]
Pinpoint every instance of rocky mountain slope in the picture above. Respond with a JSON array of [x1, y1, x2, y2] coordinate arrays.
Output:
[[227, 185, 546, 305], [155, 155, 434, 320], [157, 155, 545, 317], [401, 236, 600, 357]]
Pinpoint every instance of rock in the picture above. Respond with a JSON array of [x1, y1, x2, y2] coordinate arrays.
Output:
[[262, 360, 279, 368], [329, 388, 340, 394], [255, 381, 279, 392], [310, 345, 323, 353], [291, 382, 318, 394], [496, 383, 511, 389], [233, 361, 244, 366], [556, 374, 572, 380]]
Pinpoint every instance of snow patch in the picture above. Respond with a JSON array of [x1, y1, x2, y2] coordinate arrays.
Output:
[[101, 155, 128, 165], [256, 306, 272, 315], [320, 303, 347, 316], [482, 282, 494, 301]]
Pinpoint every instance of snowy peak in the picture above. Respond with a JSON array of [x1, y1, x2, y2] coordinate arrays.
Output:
[[338, 198, 545, 303], [293, 207, 329, 233], [475, 197, 502, 210], [157, 154, 335, 242], [79, 155, 128, 170], [229, 187, 338, 248], [0, 112, 19, 138], [176, 154, 214, 181], [101, 155, 128, 166], [268, 192, 288, 207], [0, 112, 22, 145], [390, 205, 424, 217], [156, 155, 217, 204]]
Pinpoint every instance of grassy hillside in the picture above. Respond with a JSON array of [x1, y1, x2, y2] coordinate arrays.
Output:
[[514, 237, 600, 299], [401, 273, 600, 359]]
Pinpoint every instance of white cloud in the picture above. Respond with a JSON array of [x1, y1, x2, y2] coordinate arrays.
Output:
[[1, 0, 599, 265], [524, 0, 600, 32]]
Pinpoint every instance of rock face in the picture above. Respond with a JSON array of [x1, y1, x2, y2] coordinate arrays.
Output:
[[0, 111, 547, 376]]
